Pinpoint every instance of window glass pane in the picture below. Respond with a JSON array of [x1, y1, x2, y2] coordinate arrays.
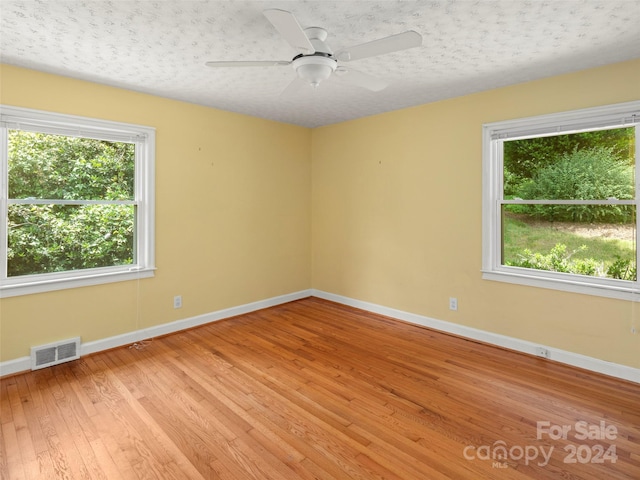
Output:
[[8, 130, 134, 200], [7, 204, 134, 277], [502, 205, 636, 281], [503, 127, 635, 200]]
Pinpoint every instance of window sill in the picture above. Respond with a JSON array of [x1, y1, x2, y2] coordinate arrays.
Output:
[[0, 267, 155, 298], [482, 270, 640, 302]]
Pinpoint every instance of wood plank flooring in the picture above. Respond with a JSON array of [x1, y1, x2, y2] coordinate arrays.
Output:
[[1, 296, 639, 479]]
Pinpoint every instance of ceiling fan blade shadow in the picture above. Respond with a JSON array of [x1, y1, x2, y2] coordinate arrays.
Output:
[[279, 76, 310, 96], [334, 68, 388, 91], [205, 61, 290, 67], [264, 9, 315, 54], [336, 30, 422, 62]]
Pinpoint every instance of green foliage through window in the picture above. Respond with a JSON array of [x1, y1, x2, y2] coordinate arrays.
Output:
[[7, 131, 135, 277], [507, 244, 606, 278], [503, 128, 634, 196], [511, 146, 634, 223], [8, 131, 134, 200], [501, 126, 637, 281]]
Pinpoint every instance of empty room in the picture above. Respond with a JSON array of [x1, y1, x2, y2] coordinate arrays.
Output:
[[1, 1, 639, 479]]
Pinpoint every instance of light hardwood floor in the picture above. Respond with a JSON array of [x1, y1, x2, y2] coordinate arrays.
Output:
[[1, 297, 639, 479]]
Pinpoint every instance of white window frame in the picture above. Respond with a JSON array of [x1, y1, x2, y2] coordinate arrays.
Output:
[[0, 105, 155, 298], [482, 101, 640, 301]]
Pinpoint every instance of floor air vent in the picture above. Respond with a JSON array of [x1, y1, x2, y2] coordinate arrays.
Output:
[[31, 337, 81, 370]]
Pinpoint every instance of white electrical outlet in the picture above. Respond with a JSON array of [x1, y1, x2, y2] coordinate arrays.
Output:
[[535, 347, 550, 358], [173, 295, 182, 309], [449, 297, 458, 311]]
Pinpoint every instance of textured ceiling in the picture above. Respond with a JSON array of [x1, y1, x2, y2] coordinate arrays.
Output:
[[2, 0, 640, 128]]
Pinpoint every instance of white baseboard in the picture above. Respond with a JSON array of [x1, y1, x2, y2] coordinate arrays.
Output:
[[0, 289, 313, 377], [311, 289, 640, 385], [4, 288, 638, 384]]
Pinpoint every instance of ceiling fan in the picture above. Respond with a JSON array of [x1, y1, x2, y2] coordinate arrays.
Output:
[[205, 9, 422, 93]]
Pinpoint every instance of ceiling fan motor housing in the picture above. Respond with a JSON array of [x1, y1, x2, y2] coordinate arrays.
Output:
[[287, 26, 336, 88], [304, 27, 332, 53], [292, 53, 337, 87]]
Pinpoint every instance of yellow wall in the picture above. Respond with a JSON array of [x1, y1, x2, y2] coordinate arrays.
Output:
[[2, 59, 640, 370], [311, 59, 640, 369], [0, 64, 312, 362]]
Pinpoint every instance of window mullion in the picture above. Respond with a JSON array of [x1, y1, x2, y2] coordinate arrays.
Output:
[[134, 141, 143, 266], [496, 139, 505, 268], [636, 124, 640, 290], [7, 199, 136, 205], [501, 199, 636, 205], [0, 126, 8, 281]]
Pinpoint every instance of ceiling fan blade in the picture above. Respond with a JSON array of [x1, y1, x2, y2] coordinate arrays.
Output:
[[263, 9, 315, 54], [334, 68, 388, 92], [205, 60, 290, 67], [336, 30, 422, 62]]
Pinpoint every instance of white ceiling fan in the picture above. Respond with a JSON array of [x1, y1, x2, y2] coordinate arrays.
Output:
[[205, 9, 422, 93]]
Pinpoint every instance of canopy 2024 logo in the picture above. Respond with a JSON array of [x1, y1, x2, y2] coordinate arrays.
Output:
[[463, 420, 618, 469], [537, 420, 618, 465]]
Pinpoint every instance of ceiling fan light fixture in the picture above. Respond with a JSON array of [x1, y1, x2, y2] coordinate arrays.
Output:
[[205, 9, 422, 94], [293, 56, 337, 88]]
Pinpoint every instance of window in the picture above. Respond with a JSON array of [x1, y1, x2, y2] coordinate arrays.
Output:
[[482, 101, 640, 300], [1, 106, 155, 297]]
